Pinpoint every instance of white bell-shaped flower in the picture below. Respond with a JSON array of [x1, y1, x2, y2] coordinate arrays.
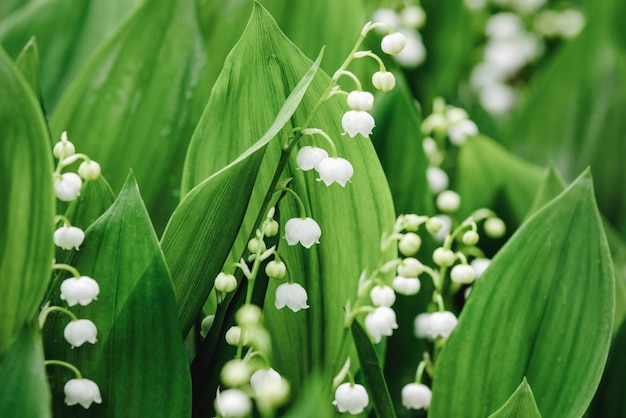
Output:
[[414, 312, 432, 339], [369, 285, 396, 307], [381, 32, 407, 55], [347, 91, 374, 111], [448, 119, 478, 146], [64, 319, 98, 347], [402, 383, 432, 410], [250, 368, 290, 410], [78, 160, 101, 181], [214, 388, 252, 418], [372, 71, 396, 91], [53, 226, 85, 250], [397, 257, 424, 278], [54, 172, 83, 202], [214, 272, 238, 293], [342, 110, 375, 138], [364, 306, 398, 343], [296, 146, 329, 171], [317, 157, 354, 187], [64, 378, 102, 408], [427, 311, 458, 339], [284, 217, 321, 248], [275, 283, 309, 312], [450, 264, 476, 284], [333, 383, 369, 414], [393, 276, 421, 296], [426, 166, 449, 194], [60, 276, 100, 307]]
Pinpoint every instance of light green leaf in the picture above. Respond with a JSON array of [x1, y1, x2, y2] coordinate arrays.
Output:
[[487, 378, 542, 418], [351, 321, 397, 418], [50, 0, 211, 233], [0, 0, 142, 108], [15, 36, 40, 99], [430, 170, 614, 418], [456, 135, 544, 229], [0, 323, 51, 418], [0, 46, 54, 355], [43, 175, 190, 417]]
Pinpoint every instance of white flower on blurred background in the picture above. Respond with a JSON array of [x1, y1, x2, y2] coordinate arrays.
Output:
[[60, 276, 100, 307], [333, 383, 369, 414], [370, 285, 396, 307], [426, 166, 449, 194], [427, 311, 458, 339], [54, 172, 82, 202], [54, 225, 85, 250], [284, 217, 321, 248], [250, 368, 290, 411], [214, 388, 251, 418], [342, 110, 375, 138], [372, 71, 396, 91], [381, 32, 407, 55], [402, 383, 432, 410], [317, 157, 354, 187], [64, 319, 98, 348], [393, 276, 421, 296], [64, 378, 102, 409], [365, 306, 398, 343], [296, 146, 329, 171], [275, 283, 309, 312], [347, 91, 374, 111], [393, 30, 426, 68]]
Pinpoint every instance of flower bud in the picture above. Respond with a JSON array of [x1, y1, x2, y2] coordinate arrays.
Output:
[[372, 71, 396, 91], [220, 359, 253, 387], [296, 146, 329, 171], [347, 91, 375, 111], [484, 217, 506, 238], [250, 368, 290, 411], [225, 326, 248, 346], [64, 378, 102, 409], [215, 272, 238, 293], [54, 226, 85, 250], [265, 260, 287, 279], [432, 247, 455, 267], [462, 230, 480, 246], [425, 217, 444, 234], [393, 276, 421, 295], [342, 110, 375, 138], [450, 264, 476, 284], [200, 315, 215, 337], [397, 257, 424, 277], [247, 237, 266, 254], [436, 190, 461, 213], [54, 172, 82, 202], [398, 233, 422, 256], [426, 166, 449, 194], [262, 218, 279, 237], [317, 157, 354, 187], [381, 32, 407, 55], [78, 160, 101, 180], [401, 6, 426, 28], [64, 319, 98, 348], [236, 304, 262, 328], [215, 389, 251, 418], [53, 139, 76, 160], [370, 285, 396, 307], [402, 383, 432, 410]]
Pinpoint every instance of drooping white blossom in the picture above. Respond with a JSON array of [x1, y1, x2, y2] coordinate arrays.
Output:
[[316, 157, 354, 187], [284, 217, 321, 248], [381, 32, 407, 55], [60, 276, 100, 307], [53, 225, 85, 250], [296, 146, 329, 171], [393, 276, 421, 296], [369, 285, 396, 307], [54, 172, 83, 202], [64, 378, 102, 409], [214, 389, 252, 418], [333, 383, 369, 414], [364, 306, 398, 343], [342, 110, 375, 138], [372, 71, 396, 91], [78, 160, 101, 181], [347, 91, 375, 111], [450, 264, 477, 284], [402, 383, 432, 410], [64, 319, 98, 348], [275, 283, 309, 312], [397, 257, 424, 278], [214, 272, 238, 293], [448, 119, 478, 146], [427, 311, 458, 339], [250, 368, 290, 410]]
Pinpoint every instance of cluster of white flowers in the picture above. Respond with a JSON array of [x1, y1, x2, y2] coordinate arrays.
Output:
[[52, 131, 101, 202], [466, 1, 585, 115], [372, 4, 427, 68]]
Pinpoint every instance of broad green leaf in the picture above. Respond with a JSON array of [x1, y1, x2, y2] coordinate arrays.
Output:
[[456, 135, 544, 229], [50, 0, 211, 233], [351, 320, 397, 418], [0, 46, 54, 355], [281, 373, 335, 418], [64, 176, 116, 231], [43, 175, 190, 417], [15, 36, 40, 99], [430, 171, 614, 418], [487, 378, 542, 418], [163, 40, 322, 336], [0, 322, 51, 418], [371, 73, 433, 216], [181, 3, 395, 389], [503, 0, 626, 237], [0, 0, 142, 109], [525, 167, 566, 219]]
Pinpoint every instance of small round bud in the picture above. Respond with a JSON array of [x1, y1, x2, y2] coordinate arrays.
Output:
[[432, 247, 455, 267], [200, 315, 215, 337], [372, 71, 396, 91], [347, 90, 375, 111], [236, 304, 262, 328], [462, 230, 480, 246], [450, 264, 476, 284], [53, 140, 76, 160], [398, 233, 422, 256], [422, 137, 437, 157], [78, 160, 101, 180], [370, 285, 396, 307], [381, 32, 407, 55], [225, 326, 248, 346], [221, 359, 253, 387], [397, 257, 424, 278], [215, 272, 238, 293], [393, 276, 421, 295], [425, 217, 444, 234], [247, 237, 266, 254], [265, 260, 286, 279], [262, 219, 279, 237], [436, 190, 461, 213], [484, 217, 506, 238]]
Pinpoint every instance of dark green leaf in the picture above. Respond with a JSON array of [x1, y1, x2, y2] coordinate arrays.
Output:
[[43, 175, 190, 417], [487, 378, 542, 418], [351, 320, 397, 418], [430, 170, 615, 418], [0, 46, 54, 354], [0, 322, 51, 418]]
